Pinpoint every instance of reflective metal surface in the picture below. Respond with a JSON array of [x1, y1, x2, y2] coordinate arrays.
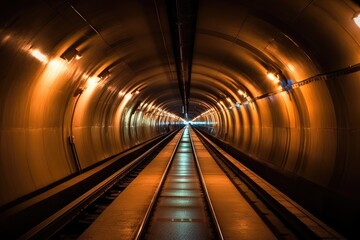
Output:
[[1, 1, 360, 238], [144, 128, 215, 239]]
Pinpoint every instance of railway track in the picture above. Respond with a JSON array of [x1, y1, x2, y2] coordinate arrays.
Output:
[[49, 151, 158, 240], [135, 126, 223, 240], [192, 126, 345, 240], [13, 130, 179, 240], [10, 126, 345, 239]]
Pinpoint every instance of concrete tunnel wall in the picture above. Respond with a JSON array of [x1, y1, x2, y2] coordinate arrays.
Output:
[[1, 0, 360, 238]]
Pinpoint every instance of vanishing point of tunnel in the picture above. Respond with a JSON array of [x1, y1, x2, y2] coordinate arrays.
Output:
[[1, 0, 360, 239]]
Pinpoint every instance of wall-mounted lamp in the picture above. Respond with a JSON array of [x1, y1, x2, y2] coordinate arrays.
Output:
[[129, 89, 141, 96], [98, 69, 111, 80], [238, 89, 245, 96], [267, 71, 280, 82], [61, 48, 82, 63], [353, 12, 360, 28], [73, 87, 84, 97], [30, 48, 48, 63], [238, 89, 248, 100], [87, 76, 101, 86]]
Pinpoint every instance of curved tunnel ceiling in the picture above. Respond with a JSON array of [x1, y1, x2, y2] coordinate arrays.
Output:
[[2, 0, 359, 119]]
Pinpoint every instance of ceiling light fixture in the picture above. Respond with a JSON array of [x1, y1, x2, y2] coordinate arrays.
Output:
[[130, 89, 141, 95], [267, 71, 279, 82], [238, 89, 248, 97], [353, 12, 360, 28], [87, 76, 100, 86], [30, 48, 48, 63], [61, 48, 82, 63], [98, 69, 111, 80]]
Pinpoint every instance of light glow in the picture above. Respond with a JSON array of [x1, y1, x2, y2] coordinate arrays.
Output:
[[124, 93, 133, 101], [31, 49, 48, 63], [87, 76, 100, 87], [118, 91, 126, 97], [75, 53, 82, 60], [2, 35, 11, 43], [47, 58, 67, 79], [267, 72, 279, 82], [353, 13, 360, 28], [288, 63, 295, 72]]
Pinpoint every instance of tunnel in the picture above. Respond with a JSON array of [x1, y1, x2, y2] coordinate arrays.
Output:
[[1, 0, 360, 239]]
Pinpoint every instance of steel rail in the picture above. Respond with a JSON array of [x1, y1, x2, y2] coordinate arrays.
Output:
[[189, 127, 224, 240], [134, 128, 185, 240], [193, 126, 346, 240], [19, 130, 179, 240]]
